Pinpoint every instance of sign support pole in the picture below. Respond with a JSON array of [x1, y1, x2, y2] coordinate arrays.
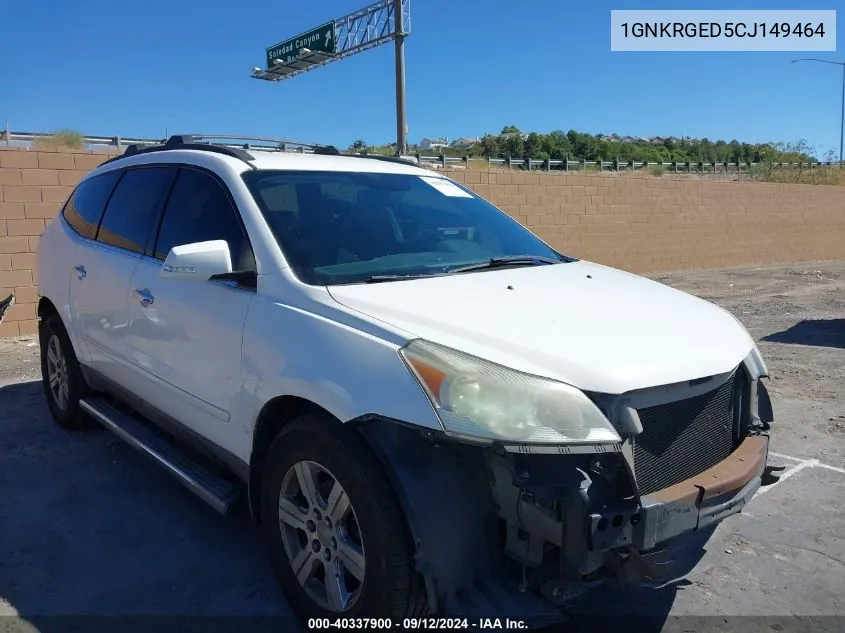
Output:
[[393, 0, 407, 156]]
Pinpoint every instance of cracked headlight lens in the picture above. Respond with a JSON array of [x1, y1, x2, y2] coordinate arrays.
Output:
[[400, 339, 620, 444]]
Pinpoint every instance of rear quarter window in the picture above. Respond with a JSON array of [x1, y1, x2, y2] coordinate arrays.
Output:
[[62, 170, 122, 238], [96, 167, 176, 254]]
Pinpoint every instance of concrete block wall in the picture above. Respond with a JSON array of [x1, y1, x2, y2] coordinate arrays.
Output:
[[445, 169, 845, 273], [1, 147, 844, 337], [0, 147, 118, 336]]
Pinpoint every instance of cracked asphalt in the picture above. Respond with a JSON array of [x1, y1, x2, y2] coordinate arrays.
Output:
[[1, 261, 843, 632]]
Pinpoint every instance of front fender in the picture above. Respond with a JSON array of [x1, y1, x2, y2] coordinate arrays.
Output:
[[238, 293, 442, 460]]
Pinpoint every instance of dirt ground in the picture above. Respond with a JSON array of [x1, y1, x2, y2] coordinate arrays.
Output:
[[0, 261, 843, 632]]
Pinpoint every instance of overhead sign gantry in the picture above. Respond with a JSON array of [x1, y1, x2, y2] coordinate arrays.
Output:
[[252, 0, 411, 155]]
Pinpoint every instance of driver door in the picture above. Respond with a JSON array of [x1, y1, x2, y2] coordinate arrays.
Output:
[[123, 166, 256, 453]]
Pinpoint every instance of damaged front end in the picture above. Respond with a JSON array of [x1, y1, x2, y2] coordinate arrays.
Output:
[[357, 350, 772, 624], [0, 294, 14, 325]]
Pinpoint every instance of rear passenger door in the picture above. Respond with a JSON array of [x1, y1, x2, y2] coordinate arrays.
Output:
[[124, 166, 255, 452], [69, 166, 177, 388]]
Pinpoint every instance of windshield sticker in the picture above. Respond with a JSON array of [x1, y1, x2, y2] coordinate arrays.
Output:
[[419, 176, 474, 198]]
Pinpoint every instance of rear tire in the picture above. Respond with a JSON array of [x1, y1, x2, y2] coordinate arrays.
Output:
[[260, 412, 428, 622], [39, 314, 92, 431]]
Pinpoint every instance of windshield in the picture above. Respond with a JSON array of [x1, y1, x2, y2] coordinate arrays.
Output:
[[242, 169, 573, 285]]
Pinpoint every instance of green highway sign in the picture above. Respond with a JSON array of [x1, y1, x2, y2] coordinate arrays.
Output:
[[266, 21, 336, 68]]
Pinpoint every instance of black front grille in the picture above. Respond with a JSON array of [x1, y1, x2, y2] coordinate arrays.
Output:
[[633, 373, 737, 496]]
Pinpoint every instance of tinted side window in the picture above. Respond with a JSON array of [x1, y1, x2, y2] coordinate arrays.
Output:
[[97, 167, 175, 254], [62, 170, 121, 238], [154, 168, 253, 270]]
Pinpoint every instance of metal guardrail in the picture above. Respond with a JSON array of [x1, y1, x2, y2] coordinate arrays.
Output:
[[4, 131, 334, 155], [5, 130, 843, 172], [417, 155, 844, 173], [3, 130, 162, 150]]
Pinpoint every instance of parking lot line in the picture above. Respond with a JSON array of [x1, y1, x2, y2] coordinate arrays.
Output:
[[816, 462, 845, 475], [754, 458, 818, 497], [770, 450, 845, 476], [770, 451, 804, 462]]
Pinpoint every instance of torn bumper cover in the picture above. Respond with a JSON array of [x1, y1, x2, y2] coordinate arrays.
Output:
[[358, 417, 768, 620], [585, 435, 768, 583], [485, 435, 770, 598], [637, 434, 768, 549]]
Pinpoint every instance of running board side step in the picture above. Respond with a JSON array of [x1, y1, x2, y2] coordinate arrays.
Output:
[[80, 398, 241, 515]]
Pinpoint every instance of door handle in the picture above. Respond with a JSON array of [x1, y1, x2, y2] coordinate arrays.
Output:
[[73, 265, 86, 280], [132, 288, 155, 307]]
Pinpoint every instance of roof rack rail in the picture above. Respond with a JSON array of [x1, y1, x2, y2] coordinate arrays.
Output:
[[98, 137, 258, 169], [172, 134, 341, 155], [343, 153, 420, 167], [98, 134, 351, 170]]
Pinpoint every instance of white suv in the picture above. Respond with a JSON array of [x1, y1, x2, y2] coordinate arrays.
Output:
[[36, 135, 772, 625]]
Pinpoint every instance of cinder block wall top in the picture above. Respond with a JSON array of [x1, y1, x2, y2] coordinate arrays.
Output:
[[1, 147, 844, 337]]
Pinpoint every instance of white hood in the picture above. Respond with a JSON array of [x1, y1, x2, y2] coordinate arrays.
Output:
[[328, 260, 754, 395]]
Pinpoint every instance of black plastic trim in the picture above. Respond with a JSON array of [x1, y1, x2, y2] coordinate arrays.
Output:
[[209, 270, 257, 287]]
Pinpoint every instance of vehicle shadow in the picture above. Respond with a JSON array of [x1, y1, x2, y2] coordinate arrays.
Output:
[[0, 380, 294, 630], [0, 379, 715, 632], [550, 526, 715, 633], [762, 319, 845, 349]]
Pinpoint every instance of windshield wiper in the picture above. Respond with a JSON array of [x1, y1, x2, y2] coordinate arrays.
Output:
[[363, 273, 441, 284], [448, 255, 562, 274]]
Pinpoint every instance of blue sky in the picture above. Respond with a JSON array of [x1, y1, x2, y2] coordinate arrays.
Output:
[[1, 0, 842, 155]]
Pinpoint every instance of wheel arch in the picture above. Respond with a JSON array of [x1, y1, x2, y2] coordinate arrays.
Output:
[[249, 401, 500, 614], [37, 296, 59, 321], [248, 395, 336, 523]]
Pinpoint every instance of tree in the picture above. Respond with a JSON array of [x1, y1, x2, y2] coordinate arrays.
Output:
[[523, 132, 541, 159], [545, 130, 572, 158], [729, 140, 742, 162], [502, 132, 523, 158], [479, 134, 500, 158], [405, 126, 805, 166], [350, 139, 367, 151]]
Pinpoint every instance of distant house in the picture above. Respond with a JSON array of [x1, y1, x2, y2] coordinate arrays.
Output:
[[420, 137, 448, 150], [450, 136, 481, 149]]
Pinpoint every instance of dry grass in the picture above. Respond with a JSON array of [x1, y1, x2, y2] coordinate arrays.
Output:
[[749, 165, 845, 186], [33, 129, 85, 150]]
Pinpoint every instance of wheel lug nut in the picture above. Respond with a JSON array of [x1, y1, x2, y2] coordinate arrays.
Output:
[[306, 520, 316, 533], [311, 540, 321, 553], [330, 537, 337, 550], [323, 549, 331, 561], [313, 509, 322, 519]]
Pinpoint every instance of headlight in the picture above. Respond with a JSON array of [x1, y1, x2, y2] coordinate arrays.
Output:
[[399, 339, 620, 444]]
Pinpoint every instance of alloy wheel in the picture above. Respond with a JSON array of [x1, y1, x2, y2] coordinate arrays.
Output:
[[278, 460, 366, 612], [46, 334, 69, 410]]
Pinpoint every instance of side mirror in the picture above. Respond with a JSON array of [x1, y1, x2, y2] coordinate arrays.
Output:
[[160, 240, 232, 281]]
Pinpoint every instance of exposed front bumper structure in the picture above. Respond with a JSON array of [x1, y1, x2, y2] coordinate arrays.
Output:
[[358, 388, 770, 621], [587, 435, 768, 554]]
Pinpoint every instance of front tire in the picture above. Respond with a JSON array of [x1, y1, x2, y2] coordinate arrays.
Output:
[[39, 314, 92, 430], [260, 412, 428, 622]]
